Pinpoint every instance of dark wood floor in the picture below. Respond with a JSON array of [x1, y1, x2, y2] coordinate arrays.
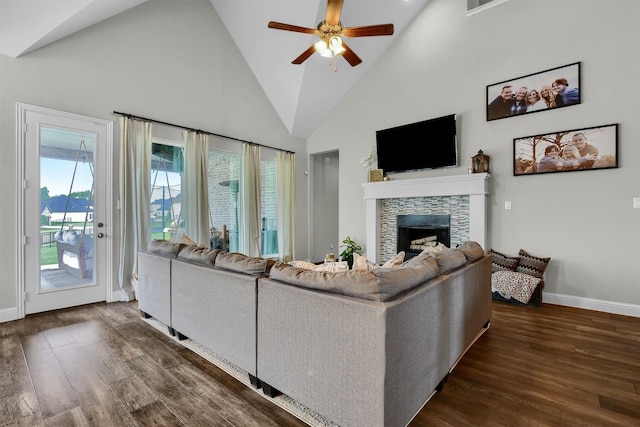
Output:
[[1, 300, 639, 426]]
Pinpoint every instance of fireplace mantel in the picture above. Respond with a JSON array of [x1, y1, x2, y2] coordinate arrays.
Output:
[[362, 173, 491, 262]]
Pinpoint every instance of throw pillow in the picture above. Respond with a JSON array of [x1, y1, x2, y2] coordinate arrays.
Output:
[[289, 260, 317, 270], [490, 249, 520, 272], [491, 271, 542, 304], [352, 252, 370, 271], [353, 252, 405, 271], [516, 249, 550, 279], [313, 261, 349, 273], [381, 251, 405, 268]]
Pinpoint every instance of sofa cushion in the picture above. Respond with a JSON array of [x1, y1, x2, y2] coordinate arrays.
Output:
[[215, 252, 270, 276], [490, 249, 520, 272], [372, 256, 439, 299], [458, 241, 485, 262], [431, 248, 468, 274], [516, 249, 550, 279], [147, 239, 186, 258], [269, 255, 439, 302], [492, 271, 542, 304], [177, 246, 221, 267]]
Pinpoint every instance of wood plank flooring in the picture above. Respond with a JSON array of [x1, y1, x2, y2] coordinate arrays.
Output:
[[1, 300, 639, 426]]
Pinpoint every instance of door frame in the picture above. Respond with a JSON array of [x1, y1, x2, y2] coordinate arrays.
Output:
[[16, 103, 115, 319]]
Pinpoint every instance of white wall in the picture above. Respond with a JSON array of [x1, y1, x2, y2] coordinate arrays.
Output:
[[307, 0, 640, 311], [0, 0, 307, 313]]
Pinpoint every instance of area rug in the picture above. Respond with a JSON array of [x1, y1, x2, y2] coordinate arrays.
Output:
[[142, 317, 338, 427]]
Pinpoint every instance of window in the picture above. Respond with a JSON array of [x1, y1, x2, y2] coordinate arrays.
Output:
[[260, 157, 278, 257], [150, 139, 183, 241], [208, 146, 278, 256], [146, 135, 281, 255], [208, 149, 241, 252]]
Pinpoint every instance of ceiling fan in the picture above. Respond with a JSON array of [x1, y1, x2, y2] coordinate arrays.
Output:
[[268, 0, 394, 70]]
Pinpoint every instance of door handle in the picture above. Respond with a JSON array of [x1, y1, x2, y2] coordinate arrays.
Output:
[[97, 233, 105, 238], [97, 222, 104, 228]]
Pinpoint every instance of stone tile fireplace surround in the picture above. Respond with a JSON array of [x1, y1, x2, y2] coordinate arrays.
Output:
[[362, 173, 490, 263]]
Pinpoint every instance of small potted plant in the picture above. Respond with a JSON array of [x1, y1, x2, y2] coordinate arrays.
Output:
[[340, 236, 362, 269]]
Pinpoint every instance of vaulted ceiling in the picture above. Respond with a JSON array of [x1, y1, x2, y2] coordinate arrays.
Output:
[[0, 0, 430, 138]]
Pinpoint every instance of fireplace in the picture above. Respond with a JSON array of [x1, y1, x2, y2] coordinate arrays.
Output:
[[397, 215, 450, 260], [362, 173, 490, 263]]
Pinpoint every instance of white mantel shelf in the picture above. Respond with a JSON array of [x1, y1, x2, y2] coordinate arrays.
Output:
[[362, 173, 491, 262]]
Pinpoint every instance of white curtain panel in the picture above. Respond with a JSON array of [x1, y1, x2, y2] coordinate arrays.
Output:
[[241, 143, 261, 257], [183, 131, 211, 246], [276, 151, 296, 262], [118, 117, 152, 301]]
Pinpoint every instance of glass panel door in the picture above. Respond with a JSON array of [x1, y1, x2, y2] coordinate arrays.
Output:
[[40, 126, 96, 291], [21, 105, 111, 315]]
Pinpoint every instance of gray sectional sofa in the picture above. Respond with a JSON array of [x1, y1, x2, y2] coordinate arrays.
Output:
[[138, 240, 273, 383], [137, 240, 492, 427]]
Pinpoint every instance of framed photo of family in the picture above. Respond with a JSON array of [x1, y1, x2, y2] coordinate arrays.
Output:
[[486, 62, 581, 121], [513, 124, 618, 176]]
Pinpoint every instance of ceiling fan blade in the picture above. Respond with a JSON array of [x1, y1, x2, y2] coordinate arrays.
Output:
[[292, 45, 317, 65], [268, 21, 317, 35], [326, 0, 344, 26], [340, 41, 362, 67], [342, 24, 394, 38]]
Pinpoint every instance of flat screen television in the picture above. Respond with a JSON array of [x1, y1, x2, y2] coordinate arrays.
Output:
[[375, 114, 457, 174]]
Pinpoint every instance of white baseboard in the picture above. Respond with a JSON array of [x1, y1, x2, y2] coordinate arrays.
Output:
[[0, 307, 18, 323], [2, 293, 637, 323], [544, 292, 640, 318]]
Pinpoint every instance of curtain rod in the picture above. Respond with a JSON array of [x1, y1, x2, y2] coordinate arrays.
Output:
[[112, 111, 295, 155]]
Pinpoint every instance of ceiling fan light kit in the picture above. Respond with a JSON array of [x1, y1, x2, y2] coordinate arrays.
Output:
[[267, 0, 393, 71]]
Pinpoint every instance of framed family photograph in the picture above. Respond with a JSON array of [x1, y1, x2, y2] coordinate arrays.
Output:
[[514, 124, 618, 176], [487, 62, 581, 121]]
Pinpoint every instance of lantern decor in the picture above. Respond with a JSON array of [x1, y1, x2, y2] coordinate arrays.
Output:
[[472, 150, 490, 173]]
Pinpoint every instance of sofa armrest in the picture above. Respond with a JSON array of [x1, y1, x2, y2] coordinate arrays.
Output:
[[137, 251, 172, 326]]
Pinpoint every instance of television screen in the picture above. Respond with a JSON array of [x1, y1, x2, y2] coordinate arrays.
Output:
[[376, 114, 457, 174]]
